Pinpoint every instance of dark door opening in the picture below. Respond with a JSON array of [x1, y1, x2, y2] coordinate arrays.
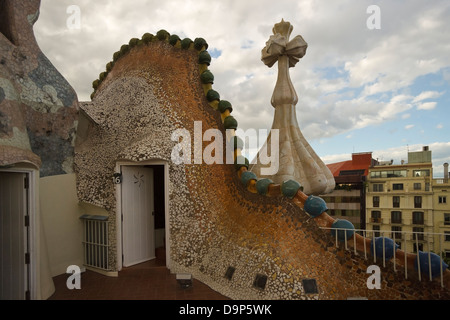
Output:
[[145, 165, 166, 266]]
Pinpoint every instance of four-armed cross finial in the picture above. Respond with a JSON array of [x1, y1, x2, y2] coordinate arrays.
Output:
[[251, 19, 335, 195]]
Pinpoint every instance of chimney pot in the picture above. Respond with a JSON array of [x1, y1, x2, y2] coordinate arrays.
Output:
[[444, 163, 449, 182]]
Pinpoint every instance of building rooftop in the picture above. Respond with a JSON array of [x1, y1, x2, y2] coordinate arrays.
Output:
[[327, 152, 376, 177]]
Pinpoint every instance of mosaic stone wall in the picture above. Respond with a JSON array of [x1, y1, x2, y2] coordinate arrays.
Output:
[[0, 0, 79, 176], [75, 33, 450, 300]]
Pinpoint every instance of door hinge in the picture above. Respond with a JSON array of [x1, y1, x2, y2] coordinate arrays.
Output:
[[25, 253, 30, 265], [24, 176, 29, 189], [25, 215, 30, 227]]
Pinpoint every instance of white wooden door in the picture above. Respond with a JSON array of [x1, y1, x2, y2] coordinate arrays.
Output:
[[121, 166, 155, 267], [0, 172, 28, 300]]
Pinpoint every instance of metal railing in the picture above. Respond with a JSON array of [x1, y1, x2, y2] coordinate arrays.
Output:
[[320, 226, 449, 288]]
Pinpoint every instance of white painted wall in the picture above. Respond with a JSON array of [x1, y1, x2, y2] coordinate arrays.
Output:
[[39, 173, 84, 277]]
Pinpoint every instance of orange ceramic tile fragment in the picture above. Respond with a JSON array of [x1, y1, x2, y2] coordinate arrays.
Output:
[[247, 179, 258, 194], [198, 64, 208, 75], [220, 109, 231, 122], [237, 166, 247, 180], [267, 184, 281, 197], [292, 190, 308, 208], [203, 83, 212, 95], [314, 212, 335, 229], [209, 100, 219, 110]]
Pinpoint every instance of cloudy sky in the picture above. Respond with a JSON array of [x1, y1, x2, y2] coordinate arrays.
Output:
[[34, 0, 450, 177]]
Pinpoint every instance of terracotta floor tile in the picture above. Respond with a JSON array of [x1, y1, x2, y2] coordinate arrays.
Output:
[[48, 260, 230, 301]]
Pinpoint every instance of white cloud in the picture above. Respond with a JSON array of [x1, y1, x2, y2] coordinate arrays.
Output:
[[417, 102, 437, 110], [405, 124, 414, 130], [322, 152, 352, 165], [413, 91, 444, 103], [437, 124, 444, 129], [443, 68, 450, 84], [32, 0, 450, 171]]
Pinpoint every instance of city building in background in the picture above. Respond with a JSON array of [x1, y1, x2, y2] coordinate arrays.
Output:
[[366, 146, 438, 253], [323, 152, 378, 229], [432, 163, 450, 263]]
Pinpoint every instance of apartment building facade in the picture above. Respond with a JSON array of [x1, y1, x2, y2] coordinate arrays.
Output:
[[432, 164, 450, 262], [366, 147, 449, 257]]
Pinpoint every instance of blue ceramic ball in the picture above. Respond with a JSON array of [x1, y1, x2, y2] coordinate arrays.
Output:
[[330, 219, 355, 242], [304, 195, 328, 218], [370, 237, 399, 262]]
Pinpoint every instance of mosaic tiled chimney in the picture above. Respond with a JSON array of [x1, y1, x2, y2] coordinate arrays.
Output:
[[0, 0, 79, 176], [250, 20, 335, 195]]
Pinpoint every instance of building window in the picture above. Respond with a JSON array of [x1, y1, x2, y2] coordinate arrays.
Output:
[[371, 211, 381, 218], [341, 196, 361, 203], [373, 196, 380, 207], [413, 170, 430, 177], [340, 170, 365, 176], [391, 211, 402, 224], [412, 211, 424, 225], [372, 184, 383, 192], [413, 227, 424, 241], [445, 232, 450, 242], [413, 243, 423, 253], [445, 213, 450, 225], [372, 225, 381, 237], [370, 171, 380, 178], [392, 226, 402, 240], [439, 196, 447, 204], [393, 183, 403, 190], [393, 196, 400, 208], [425, 183, 430, 191], [414, 196, 422, 208], [371, 170, 406, 178], [414, 183, 421, 190], [371, 211, 381, 223]]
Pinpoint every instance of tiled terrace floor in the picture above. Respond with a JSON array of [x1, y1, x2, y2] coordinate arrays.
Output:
[[48, 259, 230, 300]]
